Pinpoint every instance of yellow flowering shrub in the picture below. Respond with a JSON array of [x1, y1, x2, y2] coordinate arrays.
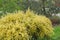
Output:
[[0, 9, 54, 40], [0, 23, 29, 40]]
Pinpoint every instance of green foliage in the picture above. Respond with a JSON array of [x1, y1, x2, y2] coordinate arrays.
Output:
[[0, 0, 24, 13], [51, 25, 60, 40], [0, 9, 54, 40]]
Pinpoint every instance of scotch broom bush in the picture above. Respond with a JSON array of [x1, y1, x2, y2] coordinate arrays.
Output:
[[0, 9, 54, 40]]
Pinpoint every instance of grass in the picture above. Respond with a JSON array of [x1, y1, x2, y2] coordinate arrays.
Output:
[[51, 25, 60, 40]]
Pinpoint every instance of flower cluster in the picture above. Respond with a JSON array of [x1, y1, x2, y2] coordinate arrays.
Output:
[[0, 9, 54, 40]]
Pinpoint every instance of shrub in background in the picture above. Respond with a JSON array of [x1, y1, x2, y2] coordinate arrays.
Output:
[[0, 9, 54, 40], [49, 16, 60, 25]]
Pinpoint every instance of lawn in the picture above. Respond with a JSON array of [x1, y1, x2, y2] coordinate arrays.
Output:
[[51, 25, 60, 40]]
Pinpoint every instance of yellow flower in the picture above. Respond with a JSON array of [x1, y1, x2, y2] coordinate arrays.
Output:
[[0, 9, 54, 40]]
